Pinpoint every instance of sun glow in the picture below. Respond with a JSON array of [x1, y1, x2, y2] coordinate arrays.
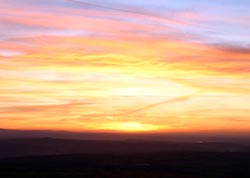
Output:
[[98, 122, 163, 132]]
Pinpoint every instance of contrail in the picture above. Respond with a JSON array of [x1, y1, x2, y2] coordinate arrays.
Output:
[[116, 92, 201, 117], [64, 0, 184, 25], [65, 0, 157, 16]]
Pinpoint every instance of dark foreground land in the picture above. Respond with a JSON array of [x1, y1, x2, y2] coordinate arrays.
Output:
[[0, 138, 250, 178], [1, 153, 250, 178]]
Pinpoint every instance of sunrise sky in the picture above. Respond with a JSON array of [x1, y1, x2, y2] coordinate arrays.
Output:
[[0, 0, 250, 133]]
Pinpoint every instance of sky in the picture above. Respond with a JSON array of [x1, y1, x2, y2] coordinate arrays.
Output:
[[0, 0, 250, 133]]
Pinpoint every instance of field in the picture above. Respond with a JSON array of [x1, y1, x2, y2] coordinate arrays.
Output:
[[1, 152, 250, 178]]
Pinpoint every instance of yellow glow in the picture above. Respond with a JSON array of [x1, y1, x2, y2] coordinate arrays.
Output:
[[110, 80, 196, 98], [98, 122, 163, 132]]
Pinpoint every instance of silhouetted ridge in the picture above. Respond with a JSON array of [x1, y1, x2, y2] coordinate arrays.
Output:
[[0, 138, 250, 158]]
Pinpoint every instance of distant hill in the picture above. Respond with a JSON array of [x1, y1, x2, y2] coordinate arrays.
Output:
[[1, 128, 250, 142], [0, 138, 250, 158]]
